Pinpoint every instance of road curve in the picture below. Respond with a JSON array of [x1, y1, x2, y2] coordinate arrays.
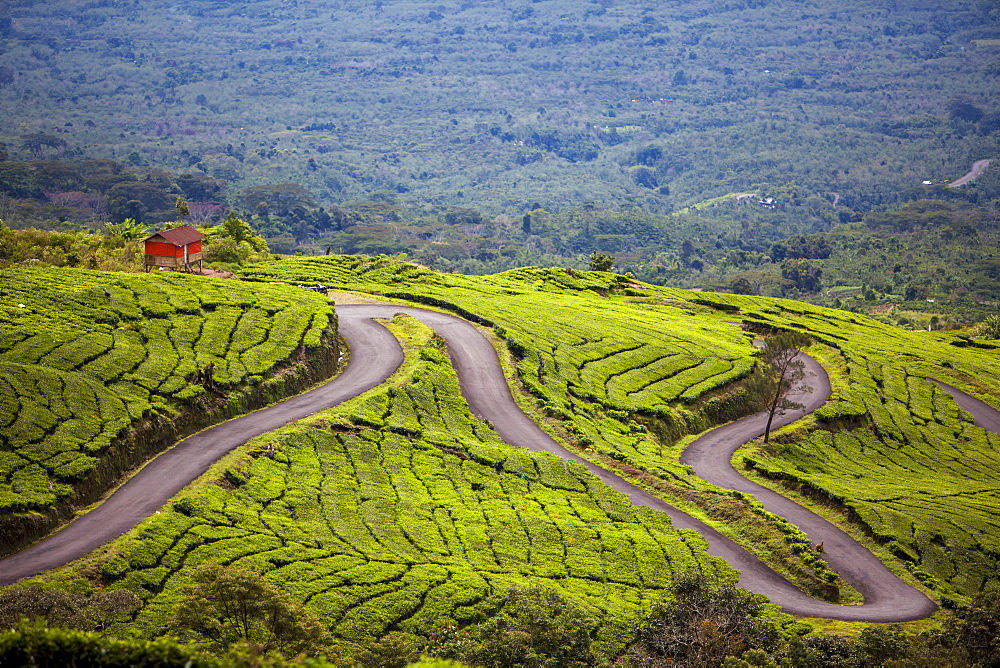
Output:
[[948, 159, 990, 188], [680, 354, 936, 619], [1, 304, 937, 621], [354, 306, 935, 621], [0, 311, 404, 586], [929, 379, 1000, 435]]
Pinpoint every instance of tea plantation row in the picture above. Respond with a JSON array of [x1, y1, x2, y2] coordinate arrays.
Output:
[[79, 320, 734, 656], [733, 309, 1000, 600], [0, 268, 335, 520], [242, 258, 762, 481], [242, 258, 847, 595], [238, 256, 1000, 600]]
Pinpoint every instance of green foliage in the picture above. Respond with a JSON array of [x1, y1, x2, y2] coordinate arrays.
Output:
[[759, 331, 811, 443], [0, 622, 220, 668], [711, 201, 1000, 323], [940, 588, 1000, 667], [239, 255, 1000, 600], [433, 586, 597, 668], [588, 251, 615, 272], [103, 218, 148, 241], [0, 585, 142, 632], [733, 306, 1000, 599], [779, 259, 822, 294], [202, 213, 272, 265], [171, 563, 328, 656], [629, 572, 780, 668], [236, 257, 851, 597], [630, 578, 921, 667], [2, 0, 996, 220], [14, 256, 1000, 660], [353, 632, 422, 668], [239, 256, 761, 480], [406, 659, 468, 668], [0, 621, 348, 667], [0, 268, 334, 521], [974, 314, 1000, 340], [237, 185, 317, 216], [0, 226, 145, 272], [54, 328, 731, 658]]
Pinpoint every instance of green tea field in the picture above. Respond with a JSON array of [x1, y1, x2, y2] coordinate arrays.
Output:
[[0, 268, 336, 551], [49, 317, 734, 656], [5, 256, 1000, 664], [239, 256, 1000, 601]]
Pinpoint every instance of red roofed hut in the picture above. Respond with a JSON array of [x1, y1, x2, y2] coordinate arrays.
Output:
[[143, 226, 205, 272]]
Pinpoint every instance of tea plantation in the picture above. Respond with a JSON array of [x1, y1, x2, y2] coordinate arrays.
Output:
[[75, 318, 733, 656], [239, 256, 1000, 601], [241, 257, 764, 482], [734, 308, 1000, 600], [0, 268, 335, 542]]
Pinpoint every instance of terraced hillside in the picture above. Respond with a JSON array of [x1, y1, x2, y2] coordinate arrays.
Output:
[[242, 258, 765, 482], [733, 306, 1000, 601], [60, 317, 734, 656], [0, 268, 337, 552], [239, 256, 1000, 601]]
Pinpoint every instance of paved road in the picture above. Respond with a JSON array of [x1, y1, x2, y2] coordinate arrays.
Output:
[[948, 159, 991, 187], [0, 303, 960, 622], [679, 354, 935, 619], [929, 379, 1000, 434], [0, 311, 403, 586]]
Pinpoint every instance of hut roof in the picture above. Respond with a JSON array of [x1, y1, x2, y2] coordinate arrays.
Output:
[[144, 226, 205, 246]]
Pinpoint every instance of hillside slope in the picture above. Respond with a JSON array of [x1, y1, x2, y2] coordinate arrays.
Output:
[[239, 256, 1000, 600], [20, 316, 734, 656], [0, 268, 337, 553]]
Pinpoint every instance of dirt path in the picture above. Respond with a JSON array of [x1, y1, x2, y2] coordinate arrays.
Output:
[[0, 304, 939, 622], [948, 159, 991, 187]]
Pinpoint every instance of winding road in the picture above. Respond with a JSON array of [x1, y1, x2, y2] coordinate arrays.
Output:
[[9, 302, 999, 623], [947, 159, 991, 188]]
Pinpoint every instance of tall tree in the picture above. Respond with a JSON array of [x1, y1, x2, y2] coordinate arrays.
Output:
[[170, 563, 327, 657], [629, 573, 779, 667], [589, 250, 615, 271], [18, 133, 66, 159], [175, 196, 190, 219], [760, 331, 812, 443]]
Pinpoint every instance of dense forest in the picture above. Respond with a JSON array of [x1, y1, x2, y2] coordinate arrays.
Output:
[[1, 0, 998, 214], [1, 152, 997, 331]]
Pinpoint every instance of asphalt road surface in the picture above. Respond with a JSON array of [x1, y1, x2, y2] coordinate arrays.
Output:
[[947, 158, 990, 187], [12, 303, 993, 623]]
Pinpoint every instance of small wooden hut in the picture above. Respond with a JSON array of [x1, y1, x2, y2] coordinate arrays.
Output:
[[143, 226, 205, 272]]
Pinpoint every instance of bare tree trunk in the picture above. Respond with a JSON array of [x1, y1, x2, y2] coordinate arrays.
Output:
[[760, 335, 809, 443], [764, 382, 784, 443]]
